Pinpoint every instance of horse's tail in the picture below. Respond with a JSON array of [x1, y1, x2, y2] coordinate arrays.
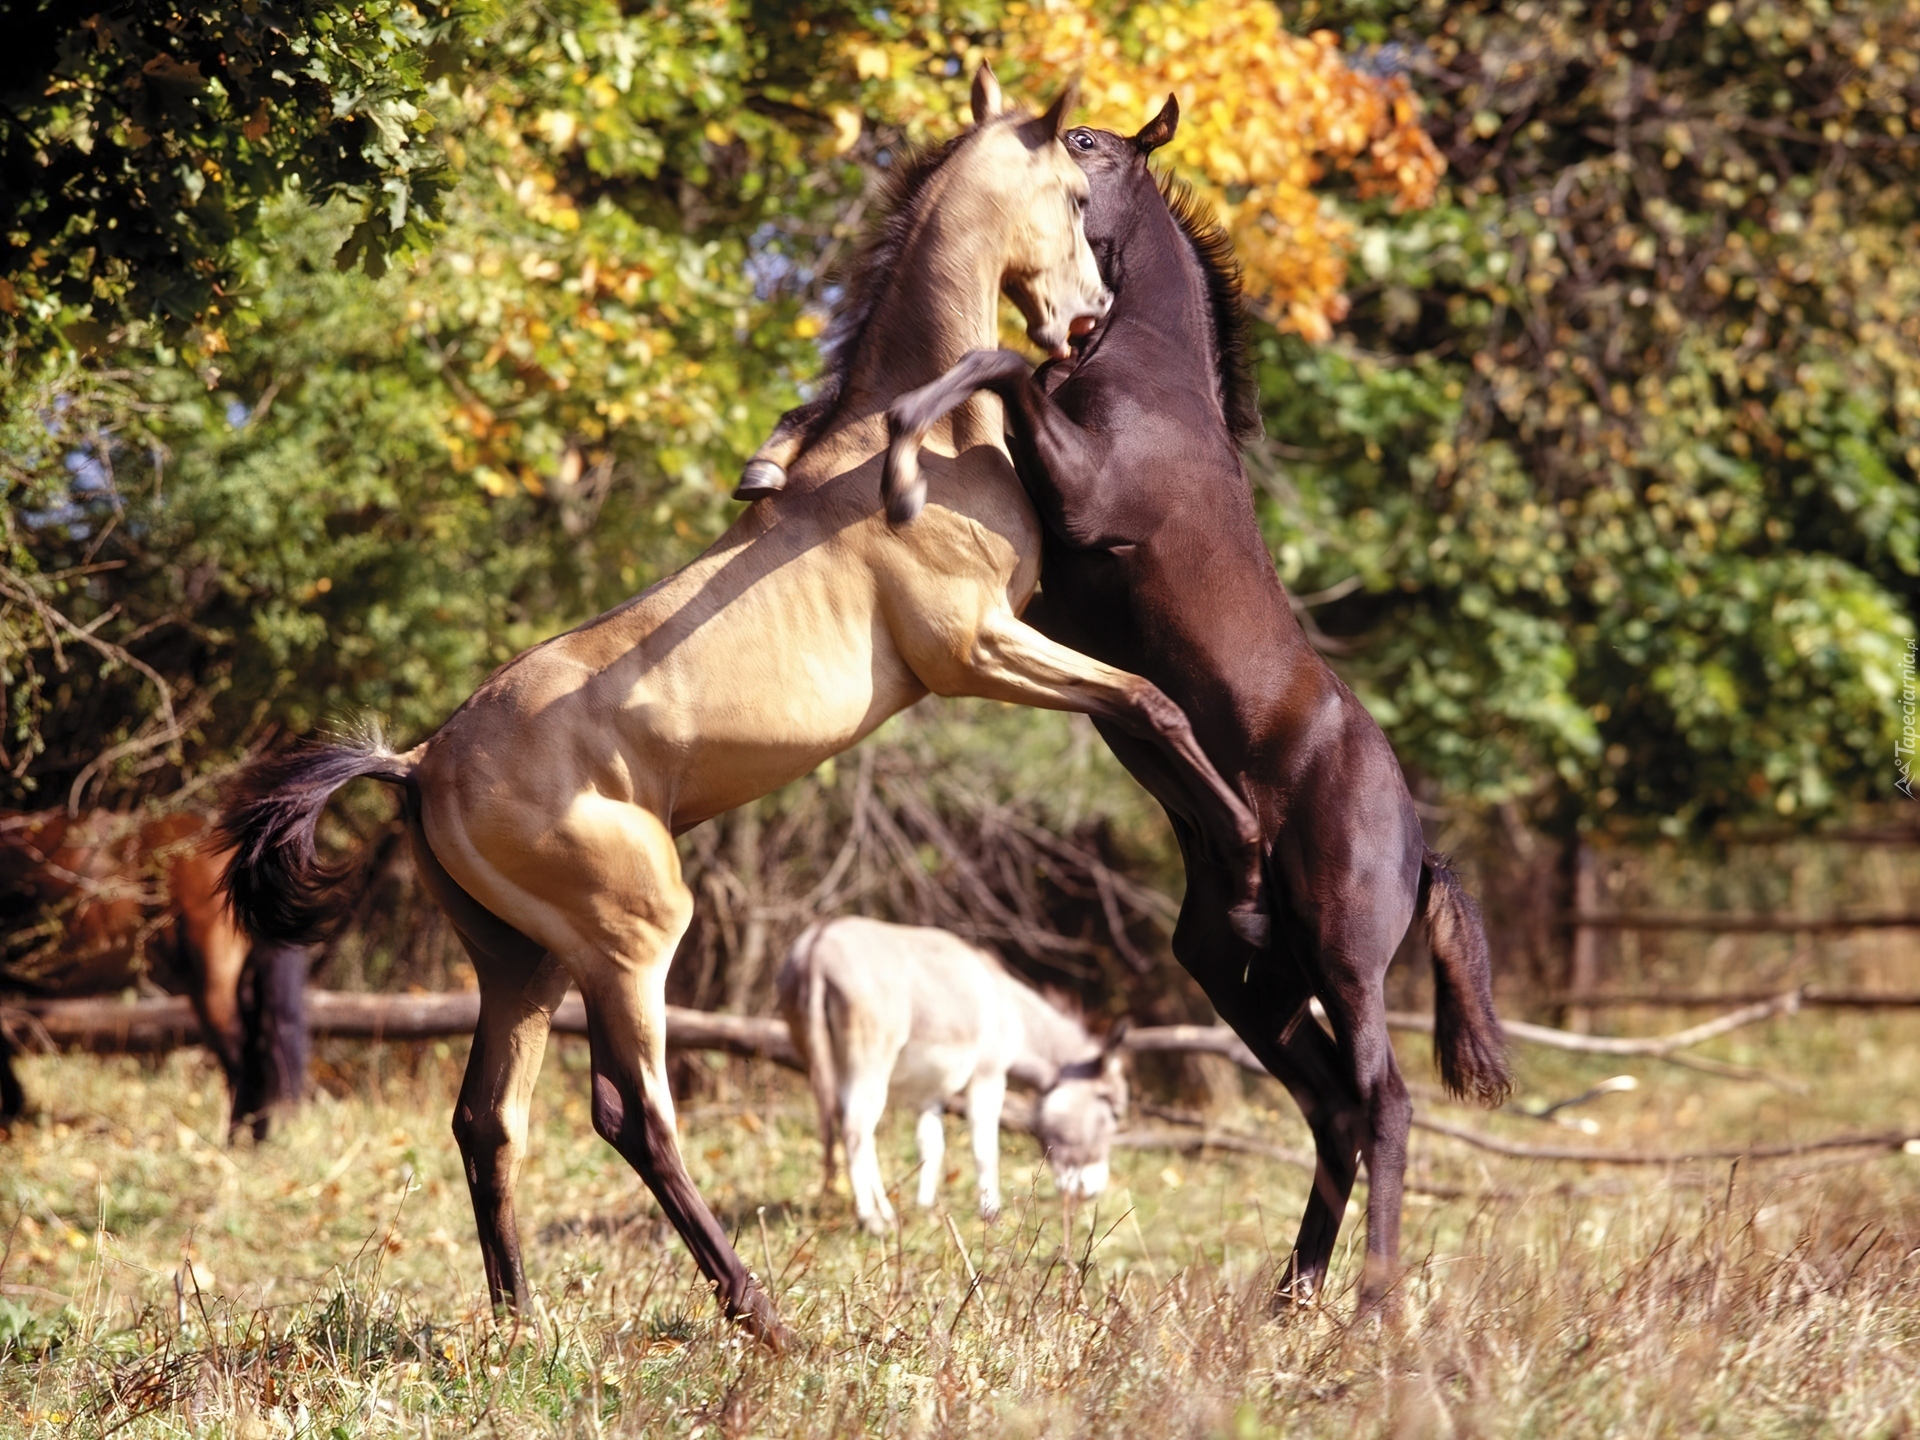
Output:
[[1420, 849, 1512, 1106], [218, 731, 416, 944], [798, 923, 841, 1190]]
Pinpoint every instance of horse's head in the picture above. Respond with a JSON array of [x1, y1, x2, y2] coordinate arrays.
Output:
[[1060, 95, 1181, 281], [962, 64, 1111, 359], [1037, 1022, 1130, 1201]]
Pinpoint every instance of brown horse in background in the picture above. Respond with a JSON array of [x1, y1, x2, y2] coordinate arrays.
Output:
[[0, 808, 308, 1138]]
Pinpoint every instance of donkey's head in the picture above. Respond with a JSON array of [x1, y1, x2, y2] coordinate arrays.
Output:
[[963, 64, 1111, 359], [1036, 1022, 1130, 1201]]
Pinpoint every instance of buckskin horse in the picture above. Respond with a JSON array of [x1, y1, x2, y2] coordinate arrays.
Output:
[[218, 68, 1267, 1347], [0, 808, 308, 1138], [868, 103, 1513, 1311]]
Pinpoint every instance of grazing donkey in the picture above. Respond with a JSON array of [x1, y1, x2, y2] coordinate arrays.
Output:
[[0, 808, 308, 1137], [870, 103, 1514, 1312], [219, 68, 1264, 1349], [775, 917, 1127, 1232]]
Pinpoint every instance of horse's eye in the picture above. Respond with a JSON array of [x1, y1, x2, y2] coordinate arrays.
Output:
[[1068, 129, 1096, 152]]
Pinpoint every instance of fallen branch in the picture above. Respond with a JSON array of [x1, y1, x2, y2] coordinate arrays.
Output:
[[1550, 986, 1920, 1010], [1386, 990, 1804, 1059], [5, 992, 799, 1068], [1562, 911, 1920, 933], [1412, 1114, 1920, 1166]]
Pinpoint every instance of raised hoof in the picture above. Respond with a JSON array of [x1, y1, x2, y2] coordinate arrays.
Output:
[[885, 480, 928, 528], [1228, 901, 1270, 950], [733, 458, 788, 500]]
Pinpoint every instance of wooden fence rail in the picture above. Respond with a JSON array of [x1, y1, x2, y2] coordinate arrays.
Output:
[[4, 985, 1894, 1067], [10, 988, 1920, 1171]]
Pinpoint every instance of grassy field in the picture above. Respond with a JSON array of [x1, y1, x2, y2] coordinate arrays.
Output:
[[3, 1010, 1919, 1438]]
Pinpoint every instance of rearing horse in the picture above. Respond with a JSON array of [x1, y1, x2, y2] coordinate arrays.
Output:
[[873, 103, 1513, 1311], [219, 70, 1267, 1346]]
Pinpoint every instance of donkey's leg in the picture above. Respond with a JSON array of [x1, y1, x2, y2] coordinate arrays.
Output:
[[914, 1108, 946, 1209], [840, 1067, 896, 1234], [965, 1070, 1007, 1219], [935, 612, 1267, 944], [451, 943, 570, 1313]]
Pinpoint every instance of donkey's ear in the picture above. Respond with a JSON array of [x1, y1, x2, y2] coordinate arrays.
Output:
[[971, 62, 1004, 124], [1039, 78, 1081, 139], [1133, 94, 1179, 153], [1100, 1016, 1132, 1056]]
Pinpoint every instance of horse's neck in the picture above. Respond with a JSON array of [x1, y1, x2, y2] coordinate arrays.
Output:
[[1105, 200, 1222, 408], [1001, 976, 1095, 1084], [840, 192, 1007, 448]]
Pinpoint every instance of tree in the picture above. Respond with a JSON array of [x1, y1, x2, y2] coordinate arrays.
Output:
[[3, 0, 1430, 811], [1255, 0, 1919, 835], [0, 0, 457, 357]]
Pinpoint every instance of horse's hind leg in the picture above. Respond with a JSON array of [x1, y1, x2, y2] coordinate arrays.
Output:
[[555, 814, 785, 1345], [233, 941, 313, 1141], [1199, 952, 1366, 1306], [451, 942, 570, 1312], [1280, 852, 1416, 1312], [0, 1032, 24, 1123]]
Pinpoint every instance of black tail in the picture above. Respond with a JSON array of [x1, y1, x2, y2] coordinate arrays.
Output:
[[218, 734, 415, 944], [1421, 849, 1512, 1106]]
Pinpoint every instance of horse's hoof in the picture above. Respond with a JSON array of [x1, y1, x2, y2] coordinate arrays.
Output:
[[733, 458, 788, 499], [885, 480, 928, 528], [733, 1287, 793, 1353], [1228, 902, 1270, 950]]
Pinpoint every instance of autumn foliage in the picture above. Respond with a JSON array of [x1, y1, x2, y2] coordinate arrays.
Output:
[[995, 0, 1444, 339]]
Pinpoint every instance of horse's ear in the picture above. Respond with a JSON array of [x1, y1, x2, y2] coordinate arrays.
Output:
[[1133, 94, 1179, 153], [1039, 78, 1081, 139], [971, 62, 1003, 124]]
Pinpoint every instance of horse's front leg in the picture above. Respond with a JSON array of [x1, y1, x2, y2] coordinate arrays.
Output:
[[885, 348, 1126, 545], [733, 394, 837, 500], [927, 611, 1267, 946]]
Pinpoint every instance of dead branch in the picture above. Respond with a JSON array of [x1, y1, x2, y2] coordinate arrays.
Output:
[[1551, 986, 1920, 1009], [1385, 990, 1805, 1058], [1412, 1114, 1920, 1166], [1562, 910, 1920, 933]]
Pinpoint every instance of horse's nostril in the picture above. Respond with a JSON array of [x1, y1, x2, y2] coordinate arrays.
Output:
[[1069, 314, 1098, 337]]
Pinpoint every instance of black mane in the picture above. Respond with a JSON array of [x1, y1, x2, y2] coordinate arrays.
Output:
[[1157, 173, 1264, 445]]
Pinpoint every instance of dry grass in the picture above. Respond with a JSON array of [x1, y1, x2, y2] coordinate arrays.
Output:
[[3, 1012, 1919, 1438]]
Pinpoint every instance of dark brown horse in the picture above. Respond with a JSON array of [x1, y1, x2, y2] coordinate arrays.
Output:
[[0, 808, 308, 1137], [874, 103, 1512, 1310]]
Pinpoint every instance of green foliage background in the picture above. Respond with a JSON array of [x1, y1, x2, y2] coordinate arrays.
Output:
[[2, 0, 1915, 845]]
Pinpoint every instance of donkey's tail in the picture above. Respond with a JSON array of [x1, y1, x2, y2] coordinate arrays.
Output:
[[218, 730, 416, 945], [1421, 849, 1512, 1106], [798, 923, 841, 1190]]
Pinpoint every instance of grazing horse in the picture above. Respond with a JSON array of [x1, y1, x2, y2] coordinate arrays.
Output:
[[0, 808, 308, 1137], [775, 916, 1127, 1233], [218, 68, 1266, 1347], [871, 102, 1513, 1310]]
